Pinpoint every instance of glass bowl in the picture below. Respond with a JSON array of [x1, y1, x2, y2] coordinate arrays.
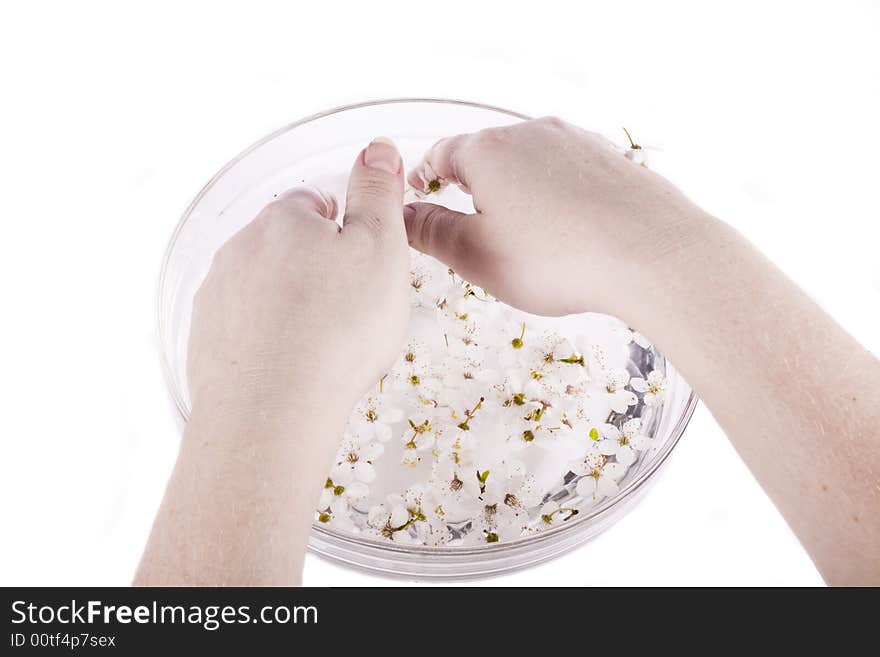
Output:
[[158, 98, 698, 579]]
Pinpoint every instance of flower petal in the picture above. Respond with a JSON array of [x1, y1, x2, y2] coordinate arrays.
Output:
[[353, 461, 376, 483], [597, 477, 620, 498], [616, 445, 636, 466], [598, 440, 618, 456], [390, 505, 410, 528], [603, 462, 626, 480], [576, 476, 597, 498], [631, 434, 653, 451], [373, 422, 392, 443]]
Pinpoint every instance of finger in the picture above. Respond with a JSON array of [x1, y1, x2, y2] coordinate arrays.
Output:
[[273, 186, 339, 222], [343, 137, 405, 239], [403, 202, 481, 274], [407, 134, 473, 197]]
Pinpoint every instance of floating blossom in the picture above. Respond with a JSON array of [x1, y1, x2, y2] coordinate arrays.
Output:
[[498, 320, 531, 369], [438, 346, 499, 409], [505, 400, 566, 451], [366, 497, 419, 542], [557, 387, 592, 434], [349, 393, 403, 443], [465, 499, 529, 545], [317, 242, 670, 545], [408, 252, 456, 308], [596, 419, 651, 466], [319, 469, 370, 516], [616, 324, 651, 349], [574, 453, 626, 501], [429, 458, 482, 521], [331, 435, 384, 483], [390, 339, 441, 402], [401, 415, 442, 453], [631, 370, 666, 406], [390, 339, 432, 386], [602, 368, 638, 413]]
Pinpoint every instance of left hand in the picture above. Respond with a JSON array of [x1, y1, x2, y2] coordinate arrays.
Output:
[[186, 137, 411, 434]]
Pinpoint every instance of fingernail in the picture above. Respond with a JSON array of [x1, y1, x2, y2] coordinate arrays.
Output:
[[364, 137, 401, 174], [403, 205, 416, 223]]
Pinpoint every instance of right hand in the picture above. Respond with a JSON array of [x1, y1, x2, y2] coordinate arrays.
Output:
[[404, 117, 708, 317]]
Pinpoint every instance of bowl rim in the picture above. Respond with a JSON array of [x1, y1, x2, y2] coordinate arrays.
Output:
[[157, 96, 700, 558]]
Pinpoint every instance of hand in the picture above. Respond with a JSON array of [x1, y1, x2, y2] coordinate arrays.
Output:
[[187, 138, 410, 430], [404, 117, 707, 318]]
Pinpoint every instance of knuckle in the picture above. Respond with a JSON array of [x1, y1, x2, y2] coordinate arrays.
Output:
[[353, 212, 384, 239], [255, 203, 288, 233], [420, 206, 446, 250], [356, 175, 396, 199], [536, 115, 567, 130], [472, 126, 505, 148]]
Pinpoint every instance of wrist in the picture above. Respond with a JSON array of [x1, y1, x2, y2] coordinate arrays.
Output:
[[604, 208, 723, 322], [611, 210, 742, 339], [185, 375, 351, 455]]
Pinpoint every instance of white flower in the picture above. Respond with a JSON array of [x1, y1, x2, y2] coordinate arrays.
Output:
[[411, 160, 445, 198], [498, 319, 532, 369], [390, 339, 431, 384], [438, 292, 491, 351], [603, 368, 638, 413], [390, 339, 441, 401], [623, 326, 651, 349], [319, 468, 370, 516], [631, 370, 666, 406], [557, 388, 592, 435], [414, 508, 453, 546], [408, 252, 455, 308], [332, 435, 384, 483], [466, 498, 528, 544], [596, 419, 650, 466], [505, 401, 564, 450], [316, 509, 357, 532], [400, 413, 444, 465], [494, 369, 544, 409], [574, 454, 626, 501], [365, 497, 418, 542], [438, 354, 498, 407], [428, 458, 482, 521], [499, 465, 545, 508], [527, 332, 588, 394], [349, 392, 403, 443]]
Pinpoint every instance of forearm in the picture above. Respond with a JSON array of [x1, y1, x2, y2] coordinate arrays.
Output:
[[622, 212, 880, 584], [134, 400, 345, 586]]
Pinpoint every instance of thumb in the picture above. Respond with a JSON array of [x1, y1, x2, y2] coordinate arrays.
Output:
[[403, 202, 482, 274], [343, 137, 405, 239]]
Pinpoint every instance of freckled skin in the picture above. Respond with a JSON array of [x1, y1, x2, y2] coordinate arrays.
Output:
[[405, 118, 880, 585]]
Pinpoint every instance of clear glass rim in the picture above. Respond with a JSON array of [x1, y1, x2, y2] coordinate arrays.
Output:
[[157, 97, 700, 560]]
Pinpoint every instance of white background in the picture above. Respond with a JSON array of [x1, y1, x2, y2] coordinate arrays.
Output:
[[1, 1, 877, 586]]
